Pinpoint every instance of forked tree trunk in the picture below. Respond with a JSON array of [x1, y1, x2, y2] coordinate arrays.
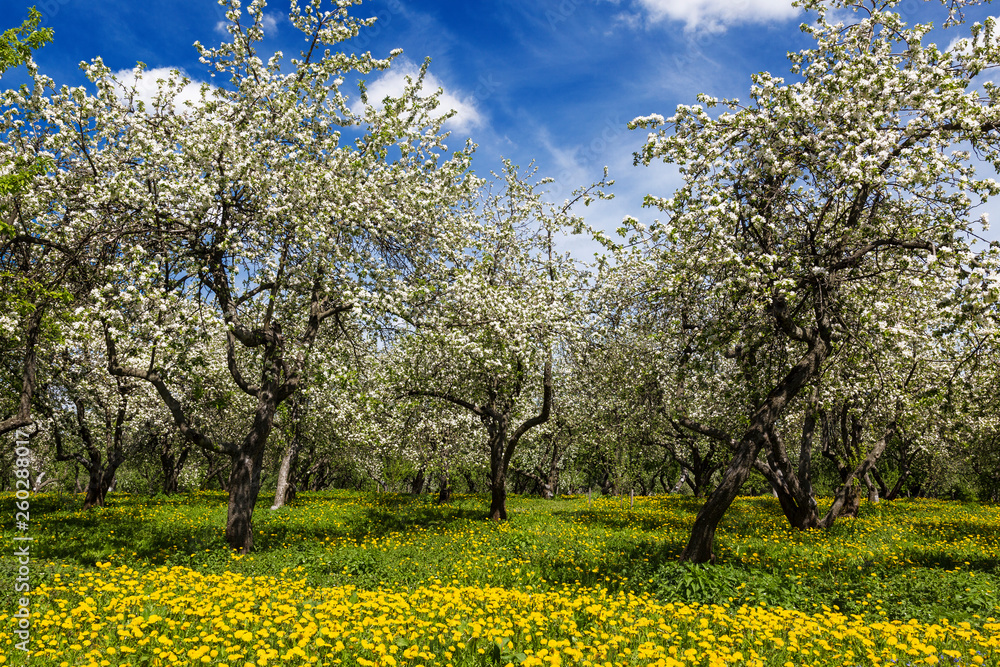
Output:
[[82, 464, 121, 510], [103, 254, 353, 554], [664, 430, 721, 499], [756, 461, 820, 530], [818, 426, 894, 528], [54, 395, 126, 511], [410, 358, 552, 522], [681, 320, 830, 563], [775, 486, 820, 530], [754, 415, 821, 531]]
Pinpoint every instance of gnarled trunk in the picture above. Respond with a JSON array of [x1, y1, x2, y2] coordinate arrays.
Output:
[[754, 411, 821, 531], [82, 463, 121, 510], [225, 403, 276, 553], [681, 318, 830, 563], [82, 467, 105, 510]]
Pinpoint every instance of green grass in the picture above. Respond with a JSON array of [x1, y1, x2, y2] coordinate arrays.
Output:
[[2, 490, 998, 626]]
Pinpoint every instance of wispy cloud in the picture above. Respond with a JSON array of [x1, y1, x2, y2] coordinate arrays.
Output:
[[628, 0, 799, 32], [214, 12, 281, 36], [113, 67, 207, 111], [354, 58, 484, 134]]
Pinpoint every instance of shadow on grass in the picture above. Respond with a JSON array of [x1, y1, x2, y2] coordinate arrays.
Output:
[[349, 503, 485, 540], [894, 548, 1000, 574]]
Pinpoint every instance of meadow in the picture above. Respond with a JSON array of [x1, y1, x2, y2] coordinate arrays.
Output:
[[1, 491, 999, 666]]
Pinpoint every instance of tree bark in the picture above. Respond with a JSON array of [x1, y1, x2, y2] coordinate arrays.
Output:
[[754, 458, 820, 530], [0, 307, 43, 437], [680, 314, 830, 563], [871, 467, 890, 499], [226, 450, 261, 553], [753, 413, 821, 531], [271, 397, 304, 510], [411, 467, 426, 495], [82, 466, 105, 510], [160, 438, 190, 495], [226, 401, 277, 552], [863, 472, 880, 503], [818, 424, 894, 528], [488, 423, 508, 519], [271, 444, 299, 509], [437, 473, 452, 504], [82, 463, 121, 510]]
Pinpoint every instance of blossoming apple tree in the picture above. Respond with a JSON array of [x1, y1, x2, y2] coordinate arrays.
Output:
[[629, 0, 1000, 562], [5, 0, 478, 551], [388, 161, 609, 520]]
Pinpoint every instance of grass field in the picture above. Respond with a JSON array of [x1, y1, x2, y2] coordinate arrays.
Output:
[[2, 491, 999, 666]]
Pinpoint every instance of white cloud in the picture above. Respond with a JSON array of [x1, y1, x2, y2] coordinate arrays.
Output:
[[113, 67, 207, 112], [215, 12, 281, 36], [613, 11, 644, 30], [947, 18, 1000, 55], [946, 21, 1000, 88], [631, 0, 800, 32], [353, 59, 484, 134], [261, 13, 280, 34]]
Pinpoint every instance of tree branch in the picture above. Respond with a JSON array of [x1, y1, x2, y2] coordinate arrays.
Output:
[[673, 418, 735, 446], [226, 330, 260, 397], [103, 323, 236, 456], [827, 238, 935, 274], [506, 355, 553, 467], [406, 390, 484, 417], [52, 419, 91, 469]]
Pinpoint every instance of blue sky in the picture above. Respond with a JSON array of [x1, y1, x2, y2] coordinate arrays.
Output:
[[4, 0, 1000, 256]]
